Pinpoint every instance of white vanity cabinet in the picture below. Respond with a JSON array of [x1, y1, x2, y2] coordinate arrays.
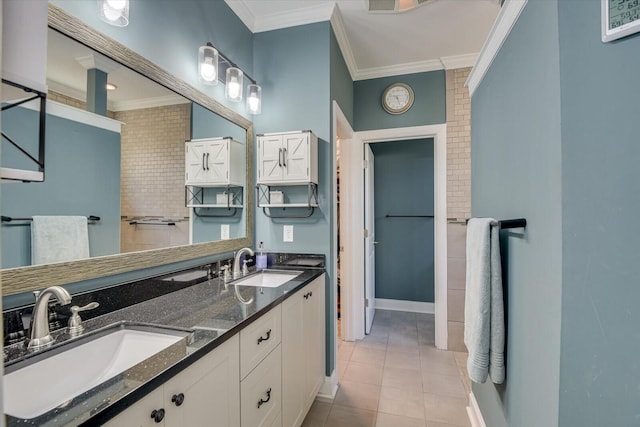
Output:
[[257, 131, 318, 185], [185, 137, 245, 187], [103, 335, 240, 427], [281, 274, 325, 427]]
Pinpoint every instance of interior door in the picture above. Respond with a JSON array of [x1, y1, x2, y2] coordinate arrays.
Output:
[[364, 144, 376, 334]]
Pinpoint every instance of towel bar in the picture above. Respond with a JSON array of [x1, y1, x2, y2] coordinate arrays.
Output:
[[2, 215, 100, 223], [464, 218, 527, 229]]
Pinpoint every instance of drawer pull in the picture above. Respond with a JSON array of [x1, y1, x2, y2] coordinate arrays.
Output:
[[257, 329, 272, 344], [172, 393, 185, 406], [304, 291, 313, 299], [150, 408, 165, 423], [257, 388, 272, 408]]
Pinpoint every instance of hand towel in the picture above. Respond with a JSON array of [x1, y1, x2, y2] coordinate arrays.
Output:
[[31, 216, 90, 265], [464, 217, 505, 384]]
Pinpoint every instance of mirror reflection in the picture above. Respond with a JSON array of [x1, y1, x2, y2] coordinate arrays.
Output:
[[1, 29, 246, 269]]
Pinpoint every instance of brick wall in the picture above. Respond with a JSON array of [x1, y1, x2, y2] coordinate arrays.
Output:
[[116, 104, 191, 219]]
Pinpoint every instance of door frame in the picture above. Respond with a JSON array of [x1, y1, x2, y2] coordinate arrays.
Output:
[[344, 123, 448, 349]]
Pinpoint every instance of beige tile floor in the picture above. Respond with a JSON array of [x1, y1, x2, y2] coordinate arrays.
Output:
[[302, 309, 472, 427]]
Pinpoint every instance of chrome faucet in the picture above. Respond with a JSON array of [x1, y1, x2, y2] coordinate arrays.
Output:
[[233, 247, 255, 279], [28, 286, 72, 351]]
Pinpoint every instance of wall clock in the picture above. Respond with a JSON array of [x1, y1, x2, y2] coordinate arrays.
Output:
[[382, 83, 414, 115]]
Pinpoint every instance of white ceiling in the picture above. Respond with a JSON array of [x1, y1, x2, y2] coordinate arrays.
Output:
[[225, 0, 501, 80]]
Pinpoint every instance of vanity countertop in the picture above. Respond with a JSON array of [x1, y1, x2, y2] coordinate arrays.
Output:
[[3, 260, 325, 426]]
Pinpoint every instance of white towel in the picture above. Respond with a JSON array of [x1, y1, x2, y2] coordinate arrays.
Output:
[[31, 216, 90, 265], [464, 218, 505, 384]]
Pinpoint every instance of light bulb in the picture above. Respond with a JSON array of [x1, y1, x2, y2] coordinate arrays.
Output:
[[248, 96, 260, 112], [102, 2, 122, 21], [228, 81, 240, 99], [106, 0, 126, 10], [200, 59, 216, 82], [99, 0, 129, 26]]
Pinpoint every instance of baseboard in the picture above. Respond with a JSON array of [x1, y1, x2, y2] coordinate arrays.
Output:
[[375, 298, 435, 314], [467, 391, 487, 427], [316, 371, 338, 401]]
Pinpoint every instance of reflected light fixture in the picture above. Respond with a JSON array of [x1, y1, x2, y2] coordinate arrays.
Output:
[[198, 43, 219, 85], [106, 82, 117, 91], [225, 67, 243, 102], [246, 84, 262, 115], [98, 0, 129, 27]]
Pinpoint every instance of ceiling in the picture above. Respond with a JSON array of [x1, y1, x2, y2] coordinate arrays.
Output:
[[225, 0, 501, 80]]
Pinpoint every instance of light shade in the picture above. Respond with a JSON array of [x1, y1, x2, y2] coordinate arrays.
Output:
[[198, 44, 219, 85], [98, 0, 129, 27], [225, 67, 244, 102], [246, 84, 262, 114]]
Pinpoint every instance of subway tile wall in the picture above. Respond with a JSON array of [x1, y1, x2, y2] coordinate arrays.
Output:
[[446, 68, 471, 352]]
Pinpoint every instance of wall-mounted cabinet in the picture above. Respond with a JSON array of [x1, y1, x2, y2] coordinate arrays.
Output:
[[257, 131, 318, 218], [185, 137, 245, 187]]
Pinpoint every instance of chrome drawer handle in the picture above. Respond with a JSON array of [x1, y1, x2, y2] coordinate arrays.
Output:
[[257, 388, 272, 408], [257, 329, 271, 345]]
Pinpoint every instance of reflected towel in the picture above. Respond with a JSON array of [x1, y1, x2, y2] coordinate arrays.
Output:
[[31, 216, 90, 265], [464, 218, 505, 384]]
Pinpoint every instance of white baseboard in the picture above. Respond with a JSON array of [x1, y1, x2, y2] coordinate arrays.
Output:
[[467, 391, 487, 427], [375, 298, 435, 314], [316, 371, 338, 401]]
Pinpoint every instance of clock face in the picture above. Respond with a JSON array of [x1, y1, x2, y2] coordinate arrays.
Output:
[[382, 83, 414, 114]]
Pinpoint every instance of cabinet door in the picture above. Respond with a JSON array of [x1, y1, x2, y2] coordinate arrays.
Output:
[[282, 133, 309, 183], [205, 139, 230, 184], [281, 286, 306, 427], [304, 275, 325, 409], [258, 135, 283, 183], [185, 142, 210, 185], [163, 335, 240, 427], [102, 387, 165, 427]]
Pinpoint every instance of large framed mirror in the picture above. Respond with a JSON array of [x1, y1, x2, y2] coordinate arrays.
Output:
[[1, 5, 254, 296]]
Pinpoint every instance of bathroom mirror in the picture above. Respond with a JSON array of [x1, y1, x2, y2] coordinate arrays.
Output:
[[0, 5, 254, 296]]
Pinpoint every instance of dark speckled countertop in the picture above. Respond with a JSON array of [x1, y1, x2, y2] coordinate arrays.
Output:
[[3, 257, 324, 427]]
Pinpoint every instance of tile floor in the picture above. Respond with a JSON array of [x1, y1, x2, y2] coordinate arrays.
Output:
[[302, 309, 472, 427]]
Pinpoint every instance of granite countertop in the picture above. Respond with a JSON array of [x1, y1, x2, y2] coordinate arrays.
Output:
[[3, 263, 324, 426]]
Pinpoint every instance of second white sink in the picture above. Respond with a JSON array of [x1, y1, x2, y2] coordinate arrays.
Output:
[[233, 270, 303, 288], [3, 325, 189, 420]]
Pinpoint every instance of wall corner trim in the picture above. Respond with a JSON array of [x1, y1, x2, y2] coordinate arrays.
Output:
[[466, 0, 528, 97], [467, 391, 488, 427], [330, 5, 358, 81]]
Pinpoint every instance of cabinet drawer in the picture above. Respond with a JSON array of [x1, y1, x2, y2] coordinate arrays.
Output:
[[240, 305, 281, 379], [241, 345, 282, 427]]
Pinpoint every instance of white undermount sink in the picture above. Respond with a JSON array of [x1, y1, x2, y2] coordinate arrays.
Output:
[[3, 325, 190, 420], [233, 269, 303, 288]]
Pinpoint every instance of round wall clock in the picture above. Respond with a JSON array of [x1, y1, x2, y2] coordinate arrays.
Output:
[[382, 83, 414, 114]]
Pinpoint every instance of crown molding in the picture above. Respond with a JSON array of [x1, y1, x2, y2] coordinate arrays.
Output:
[[110, 94, 191, 112], [75, 53, 120, 73], [330, 5, 358, 80], [224, 0, 256, 31], [440, 53, 478, 70], [466, 0, 527, 96], [253, 2, 336, 32], [354, 58, 443, 80]]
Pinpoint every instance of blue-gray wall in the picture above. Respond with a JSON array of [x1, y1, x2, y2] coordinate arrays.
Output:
[[470, 1, 563, 426], [252, 22, 336, 376], [557, 0, 640, 425], [371, 139, 434, 303], [353, 71, 445, 131], [330, 28, 354, 127], [2, 107, 121, 269]]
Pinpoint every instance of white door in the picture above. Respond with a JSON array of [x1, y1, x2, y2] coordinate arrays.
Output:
[[185, 142, 209, 185], [206, 140, 229, 184], [257, 135, 283, 183], [283, 133, 309, 182], [364, 144, 376, 334]]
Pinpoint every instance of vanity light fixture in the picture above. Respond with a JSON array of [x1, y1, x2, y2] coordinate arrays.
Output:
[[198, 43, 219, 85], [246, 84, 262, 115], [98, 0, 129, 27], [200, 41, 262, 113]]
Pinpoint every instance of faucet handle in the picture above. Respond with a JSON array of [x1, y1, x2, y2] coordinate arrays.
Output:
[[68, 302, 99, 336]]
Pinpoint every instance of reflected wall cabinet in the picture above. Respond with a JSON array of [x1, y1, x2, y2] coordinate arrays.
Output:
[[185, 137, 245, 187], [257, 131, 318, 185]]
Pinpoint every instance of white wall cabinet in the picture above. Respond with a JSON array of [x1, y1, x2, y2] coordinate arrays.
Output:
[[281, 274, 326, 427], [185, 137, 244, 187], [103, 335, 240, 427], [257, 131, 318, 185]]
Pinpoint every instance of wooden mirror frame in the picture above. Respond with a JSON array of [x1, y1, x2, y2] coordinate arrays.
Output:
[[1, 5, 254, 296]]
